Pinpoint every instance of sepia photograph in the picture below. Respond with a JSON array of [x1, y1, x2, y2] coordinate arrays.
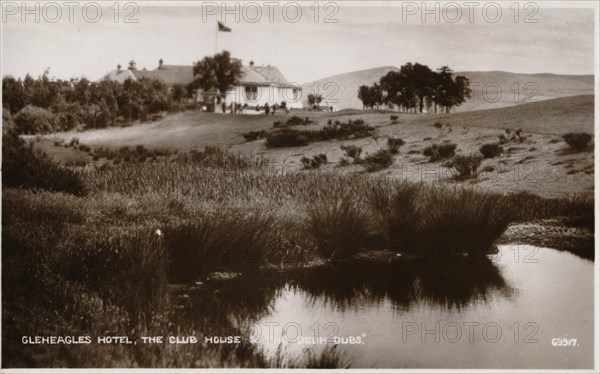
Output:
[[1, 1, 598, 371]]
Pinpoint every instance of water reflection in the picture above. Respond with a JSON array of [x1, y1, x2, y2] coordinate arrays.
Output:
[[171, 247, 593, 369], [176, 257, 512, 327], [288, 258, 512, 311]]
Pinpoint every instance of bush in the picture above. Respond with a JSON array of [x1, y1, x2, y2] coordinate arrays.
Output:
[[2, 130, 87, 196], [243, 130, 267, 141], [390, 115, 399, 123], [340, 144, 362, 162], [451, 154, 483, 180], [479, 143, 503, 158], [423, 143, 456, 161], [363, 149, 394, 172], [266, 120, 374, 148], [301, 153, 327, 169], [13, 105, 55, 134], [562, 132, 592, 151], [387, 137, 405, 154], [319, 119, 374, 141], [266, 128, 311, 147], [280, 116, 313, 127], [306, 199, 373, 260]]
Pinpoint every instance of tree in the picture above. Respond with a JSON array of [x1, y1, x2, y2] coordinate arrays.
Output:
[[450, 75, 472, 111], [358, 84, 383, 109], [191, 51, 243, 110], [307, 94, 323, 109], [432, 66, 454, 113], [403, 62, 434, 113], [13, 105, 55, 134], [358, 85, 370, 109], [2, 76, 26, 113], [171, 84, 187, 111]]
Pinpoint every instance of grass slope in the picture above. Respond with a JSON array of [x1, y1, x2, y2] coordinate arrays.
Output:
[[37, 95, 594, 198]]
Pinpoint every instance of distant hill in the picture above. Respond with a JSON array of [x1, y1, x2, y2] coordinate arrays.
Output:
[[457, 71, 595, 112], [301, 68, 594, 111], [300, 66, 397, 110]]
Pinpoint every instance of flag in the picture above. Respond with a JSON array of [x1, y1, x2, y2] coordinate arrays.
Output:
[[217, 21, 231, 32]]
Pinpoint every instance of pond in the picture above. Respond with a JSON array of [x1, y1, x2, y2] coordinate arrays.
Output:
[[176, 245, 594, 369]]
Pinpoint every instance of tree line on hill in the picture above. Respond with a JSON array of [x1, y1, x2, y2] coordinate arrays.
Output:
[[2, 51, 253, 134], [2, 71, 186, 134], [358, 63, 472, 113]]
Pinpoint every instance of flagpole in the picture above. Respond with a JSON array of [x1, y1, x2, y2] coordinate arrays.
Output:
[[215, 21, 218, 54]]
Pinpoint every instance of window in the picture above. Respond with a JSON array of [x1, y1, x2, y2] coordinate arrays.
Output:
[[245, 86, 258, 101], [293, 88, 300, 100]]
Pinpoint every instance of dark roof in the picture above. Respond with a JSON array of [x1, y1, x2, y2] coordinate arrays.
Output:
[[132, 65, 194, 86], [108, 63, 293, 87]]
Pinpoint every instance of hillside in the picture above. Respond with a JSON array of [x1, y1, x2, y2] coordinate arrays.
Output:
[[43, 95, 593, 152], [300, 66, 397, 109], [457, 71, 595, 112], [301, 67, 594, 111]]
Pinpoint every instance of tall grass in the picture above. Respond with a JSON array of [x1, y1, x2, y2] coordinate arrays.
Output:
[[163, 208, 278, 282], [371, 182, 514, 257], [306, 198, 373, 260]]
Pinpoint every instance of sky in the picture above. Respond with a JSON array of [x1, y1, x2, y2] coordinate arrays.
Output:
[[1, 1, 597, 84]]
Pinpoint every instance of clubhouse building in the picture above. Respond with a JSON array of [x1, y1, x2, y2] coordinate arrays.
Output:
[[102, 59, 303, 111]]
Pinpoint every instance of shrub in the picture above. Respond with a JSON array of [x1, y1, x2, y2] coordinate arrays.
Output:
[[340, 144, 362, 162], [301, 153, 327, 169], [266, 128, 311, 147], [423, 143, 456, 161], [363, 149, 394, 172], [2, 130, 87, 196], [479, 143, 503, 158], [13, 105, 55, 134], [433, 122, 443, 129], [283, 115, 313, 127], [243, 130, 267, 141], [306, 199, 373, 260], [390, 115, 399, 123], [319, 119, 374, 141], [387, 137, 405, 154], [451, 154, 483, 180], [562, 132, 592, 151], [266, 120, 374, 148]]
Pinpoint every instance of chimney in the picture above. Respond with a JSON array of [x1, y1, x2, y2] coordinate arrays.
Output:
[[159, 58, 164, 69], [128, 60, 137, 71], [249, 60, 254, 67], [117, 64, 122, 72]]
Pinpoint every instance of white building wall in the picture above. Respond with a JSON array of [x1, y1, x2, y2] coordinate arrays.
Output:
[[225, 85, 303, 109]]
